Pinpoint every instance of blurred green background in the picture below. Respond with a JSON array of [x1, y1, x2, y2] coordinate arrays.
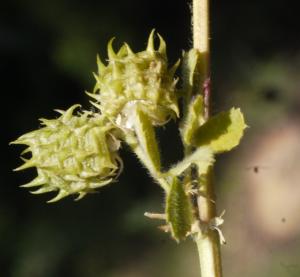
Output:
[[2, 1, 300, 276]]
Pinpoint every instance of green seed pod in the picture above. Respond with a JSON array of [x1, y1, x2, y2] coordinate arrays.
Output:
[[88, 30, 180, 126], [12, 105, 122, 202]]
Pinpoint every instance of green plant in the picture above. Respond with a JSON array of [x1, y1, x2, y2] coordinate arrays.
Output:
[[12, 1, 246, 276]]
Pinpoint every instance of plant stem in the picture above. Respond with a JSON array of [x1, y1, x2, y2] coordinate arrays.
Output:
[[192, 0, 223, 277]]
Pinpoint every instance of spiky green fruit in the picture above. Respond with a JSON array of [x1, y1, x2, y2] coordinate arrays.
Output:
[[12, 105, 122, 202], [89, 30, 180, 127]]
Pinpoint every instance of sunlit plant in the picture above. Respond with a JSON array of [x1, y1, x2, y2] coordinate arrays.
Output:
[[12, 1, 246, 276]]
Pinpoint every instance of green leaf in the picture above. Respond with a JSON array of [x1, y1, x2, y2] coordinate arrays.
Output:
[[133, 107, 161, 172], [180, 95, 205, 145], [182, 49, 201, 103], [168, 146, 214, 177], [123, 105, 164, 188], [166, 177, 193, 242], [181, 48, 208, 103], [182, 49, 200, 87], [192, 108, 247, 153]]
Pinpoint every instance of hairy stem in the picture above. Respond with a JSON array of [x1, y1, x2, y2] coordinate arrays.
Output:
[[193, 0, 209, 54], [192, 0, 223, 276]]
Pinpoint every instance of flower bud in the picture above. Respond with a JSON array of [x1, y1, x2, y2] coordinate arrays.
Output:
[[12, 105, 122, 202], [89, 30, 180, 127]]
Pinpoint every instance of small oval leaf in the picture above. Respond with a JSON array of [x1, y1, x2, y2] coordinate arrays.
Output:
[[166, 177, 193, 242], [192, 108, 247, 153], [134, 106, 161, 172], [180, 94, 205, 145]]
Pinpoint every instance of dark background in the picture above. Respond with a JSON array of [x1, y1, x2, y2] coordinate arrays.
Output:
[[1, 1, 300, 276]]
